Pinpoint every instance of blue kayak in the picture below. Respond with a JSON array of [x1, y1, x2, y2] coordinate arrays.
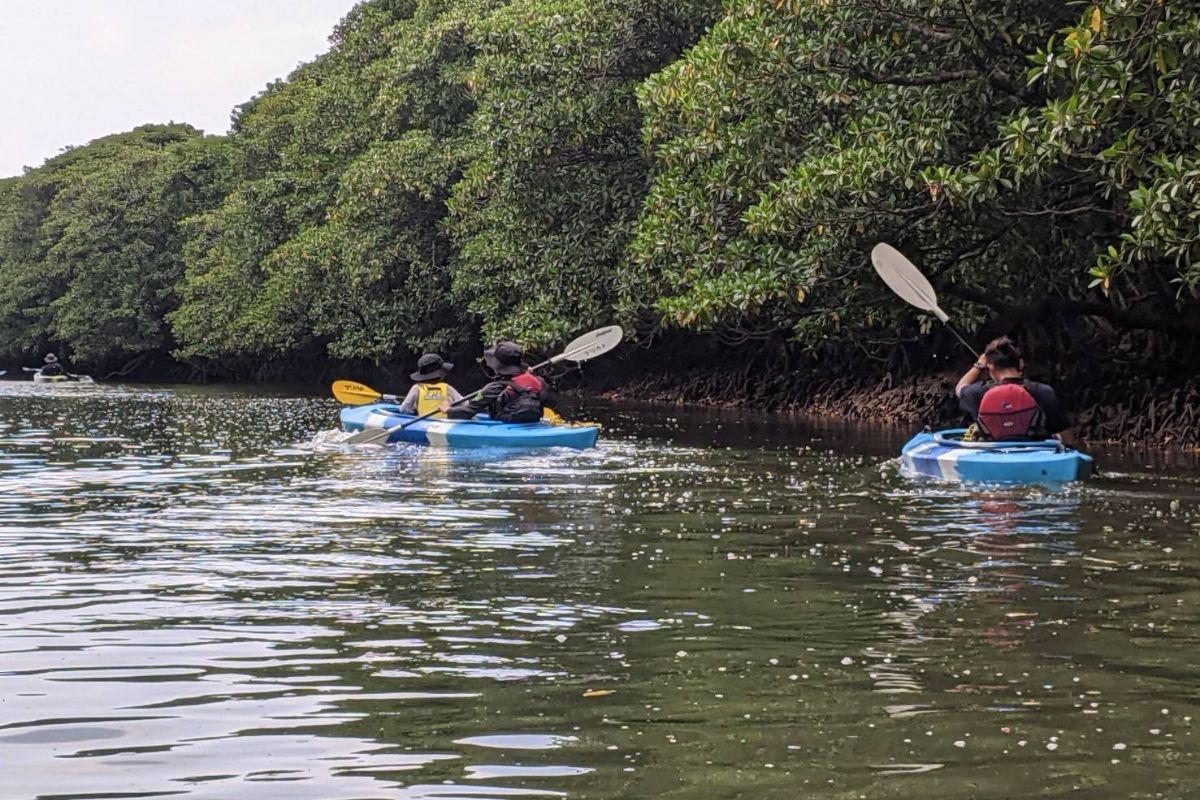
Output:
[[900, 429, 1093, 483], [340, 403, 600, 449]]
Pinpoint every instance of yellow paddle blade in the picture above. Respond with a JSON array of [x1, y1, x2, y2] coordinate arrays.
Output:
[[542, 407, 565, 426], [332, 380, 383, 405]]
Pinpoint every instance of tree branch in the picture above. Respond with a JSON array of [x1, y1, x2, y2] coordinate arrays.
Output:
[[865, 4, 957, 41], [852, 67, 979, 86], [947, 285, 1200, 336]]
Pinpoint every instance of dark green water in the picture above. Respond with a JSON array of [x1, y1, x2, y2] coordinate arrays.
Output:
[[1, 382, 1198, 800]]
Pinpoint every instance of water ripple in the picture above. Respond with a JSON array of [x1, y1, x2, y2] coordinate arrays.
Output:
[[0, 384, 1198, 799]]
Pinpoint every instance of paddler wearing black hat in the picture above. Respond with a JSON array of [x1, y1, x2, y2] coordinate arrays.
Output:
[[39, 353, 66, 377], [397, 353, 464, 417], [448, 341, 556, 423]]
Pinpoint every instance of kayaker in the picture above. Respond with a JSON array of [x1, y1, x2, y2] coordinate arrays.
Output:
[[397, 353, 464, 417], [448, 341, 556, 423], [955, 336, 1068, 440], [39, 353, 65, 377]]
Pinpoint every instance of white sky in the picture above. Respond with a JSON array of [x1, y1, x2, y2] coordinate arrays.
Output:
[[0, 0, 359, 177]]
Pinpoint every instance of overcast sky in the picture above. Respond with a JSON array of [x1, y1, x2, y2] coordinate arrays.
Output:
[[0, 0, 359, 178]]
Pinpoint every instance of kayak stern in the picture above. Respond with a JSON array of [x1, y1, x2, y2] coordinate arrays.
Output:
[[340, 403, 599, 449], [900, 429, 1093, 483]]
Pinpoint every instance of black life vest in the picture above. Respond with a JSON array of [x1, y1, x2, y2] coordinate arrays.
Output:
[[977, 380, 1047, 441], [498, 373, 546, 423]]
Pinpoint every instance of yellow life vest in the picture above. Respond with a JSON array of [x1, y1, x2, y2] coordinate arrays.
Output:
[[415, 382, 452, 417]]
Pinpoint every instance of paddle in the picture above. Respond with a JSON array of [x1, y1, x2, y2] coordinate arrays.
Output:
[[870, 243, 980, 359], [331, 380, 399, 405], [339, 325, 624, 445], [22, 366, 91, 381]]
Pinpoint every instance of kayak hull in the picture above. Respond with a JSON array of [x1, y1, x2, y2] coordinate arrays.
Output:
[[900, 429, 1093, 483], [340, 403, 599, 449], [32, 372, 93, 384]]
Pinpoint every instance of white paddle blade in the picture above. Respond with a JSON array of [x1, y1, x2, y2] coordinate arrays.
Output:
[[551, 325, 624, 364], [346, 427, 393, 445], [870, 243, 949, 323]]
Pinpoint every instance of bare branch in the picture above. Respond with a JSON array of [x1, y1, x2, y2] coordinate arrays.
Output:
[[852, 67, 979, 87], [864, 3, 957, 41]]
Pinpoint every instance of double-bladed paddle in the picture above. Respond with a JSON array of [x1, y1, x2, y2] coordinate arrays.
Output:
[[870, 243, 980, 359], [335, 325, 623, 445], [22, 366, 93, 382]]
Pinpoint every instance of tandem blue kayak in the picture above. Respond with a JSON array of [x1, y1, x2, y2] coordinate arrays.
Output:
[[340, 403, 600, 449], [900, 429, 1094, 483]]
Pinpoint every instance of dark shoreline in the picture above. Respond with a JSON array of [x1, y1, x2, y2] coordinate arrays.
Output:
[[568, 333, 1200, 452], [11, 331, 1197, 453], [587, 368, 1200, 452]]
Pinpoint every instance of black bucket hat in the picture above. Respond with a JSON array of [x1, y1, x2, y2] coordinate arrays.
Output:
[[44, 353, 58, 364], [411, 353, 453, 381], [482, 341, 526, 376]]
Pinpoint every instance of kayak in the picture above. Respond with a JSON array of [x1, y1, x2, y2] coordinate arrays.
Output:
[[32, 371, 94, 384], [900, 428, 1093, 483], [340, 403, 600, 449]]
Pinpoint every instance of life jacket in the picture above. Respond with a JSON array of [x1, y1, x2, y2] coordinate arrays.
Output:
[[497, 372, 546, 423], [977, 380, 1046, 441], [415, 382, 452, 417]]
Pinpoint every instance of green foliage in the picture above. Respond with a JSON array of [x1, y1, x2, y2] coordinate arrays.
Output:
[[445, 0, 716, 345], [630, 0, 1072, 344], [171, 0, 420, 364], [632, 0, 1199, 348], [0, 125, 233, 367], [5, 0, 1199, 378], [945, 1, 1200, 299]]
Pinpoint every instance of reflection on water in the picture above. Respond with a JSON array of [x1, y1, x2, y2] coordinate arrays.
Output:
[[0, 381, 1198, 799]]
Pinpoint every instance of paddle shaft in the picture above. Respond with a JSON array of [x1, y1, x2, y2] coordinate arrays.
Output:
[[870, 244, 980, 359], [944, 325, 981, 360]]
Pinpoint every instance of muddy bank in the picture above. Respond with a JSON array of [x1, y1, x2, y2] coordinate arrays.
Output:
[[34, 328, 1197, 450], [594, 369, 1199, 448], [576, 333, 1200, 450]]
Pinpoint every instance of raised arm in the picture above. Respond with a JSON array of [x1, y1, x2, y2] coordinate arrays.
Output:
[[955, 359, 988, 397]]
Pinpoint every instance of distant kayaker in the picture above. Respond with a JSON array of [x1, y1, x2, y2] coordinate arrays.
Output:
[[448, 341, 556, 423], [39, 353, 65, 377], [955, 336, 1068, 440], [397, 353, 463, 417]]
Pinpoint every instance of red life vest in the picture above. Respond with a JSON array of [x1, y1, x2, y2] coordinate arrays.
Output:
[[499, 372, 546, 423], [977, 381, 1045, 441]]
